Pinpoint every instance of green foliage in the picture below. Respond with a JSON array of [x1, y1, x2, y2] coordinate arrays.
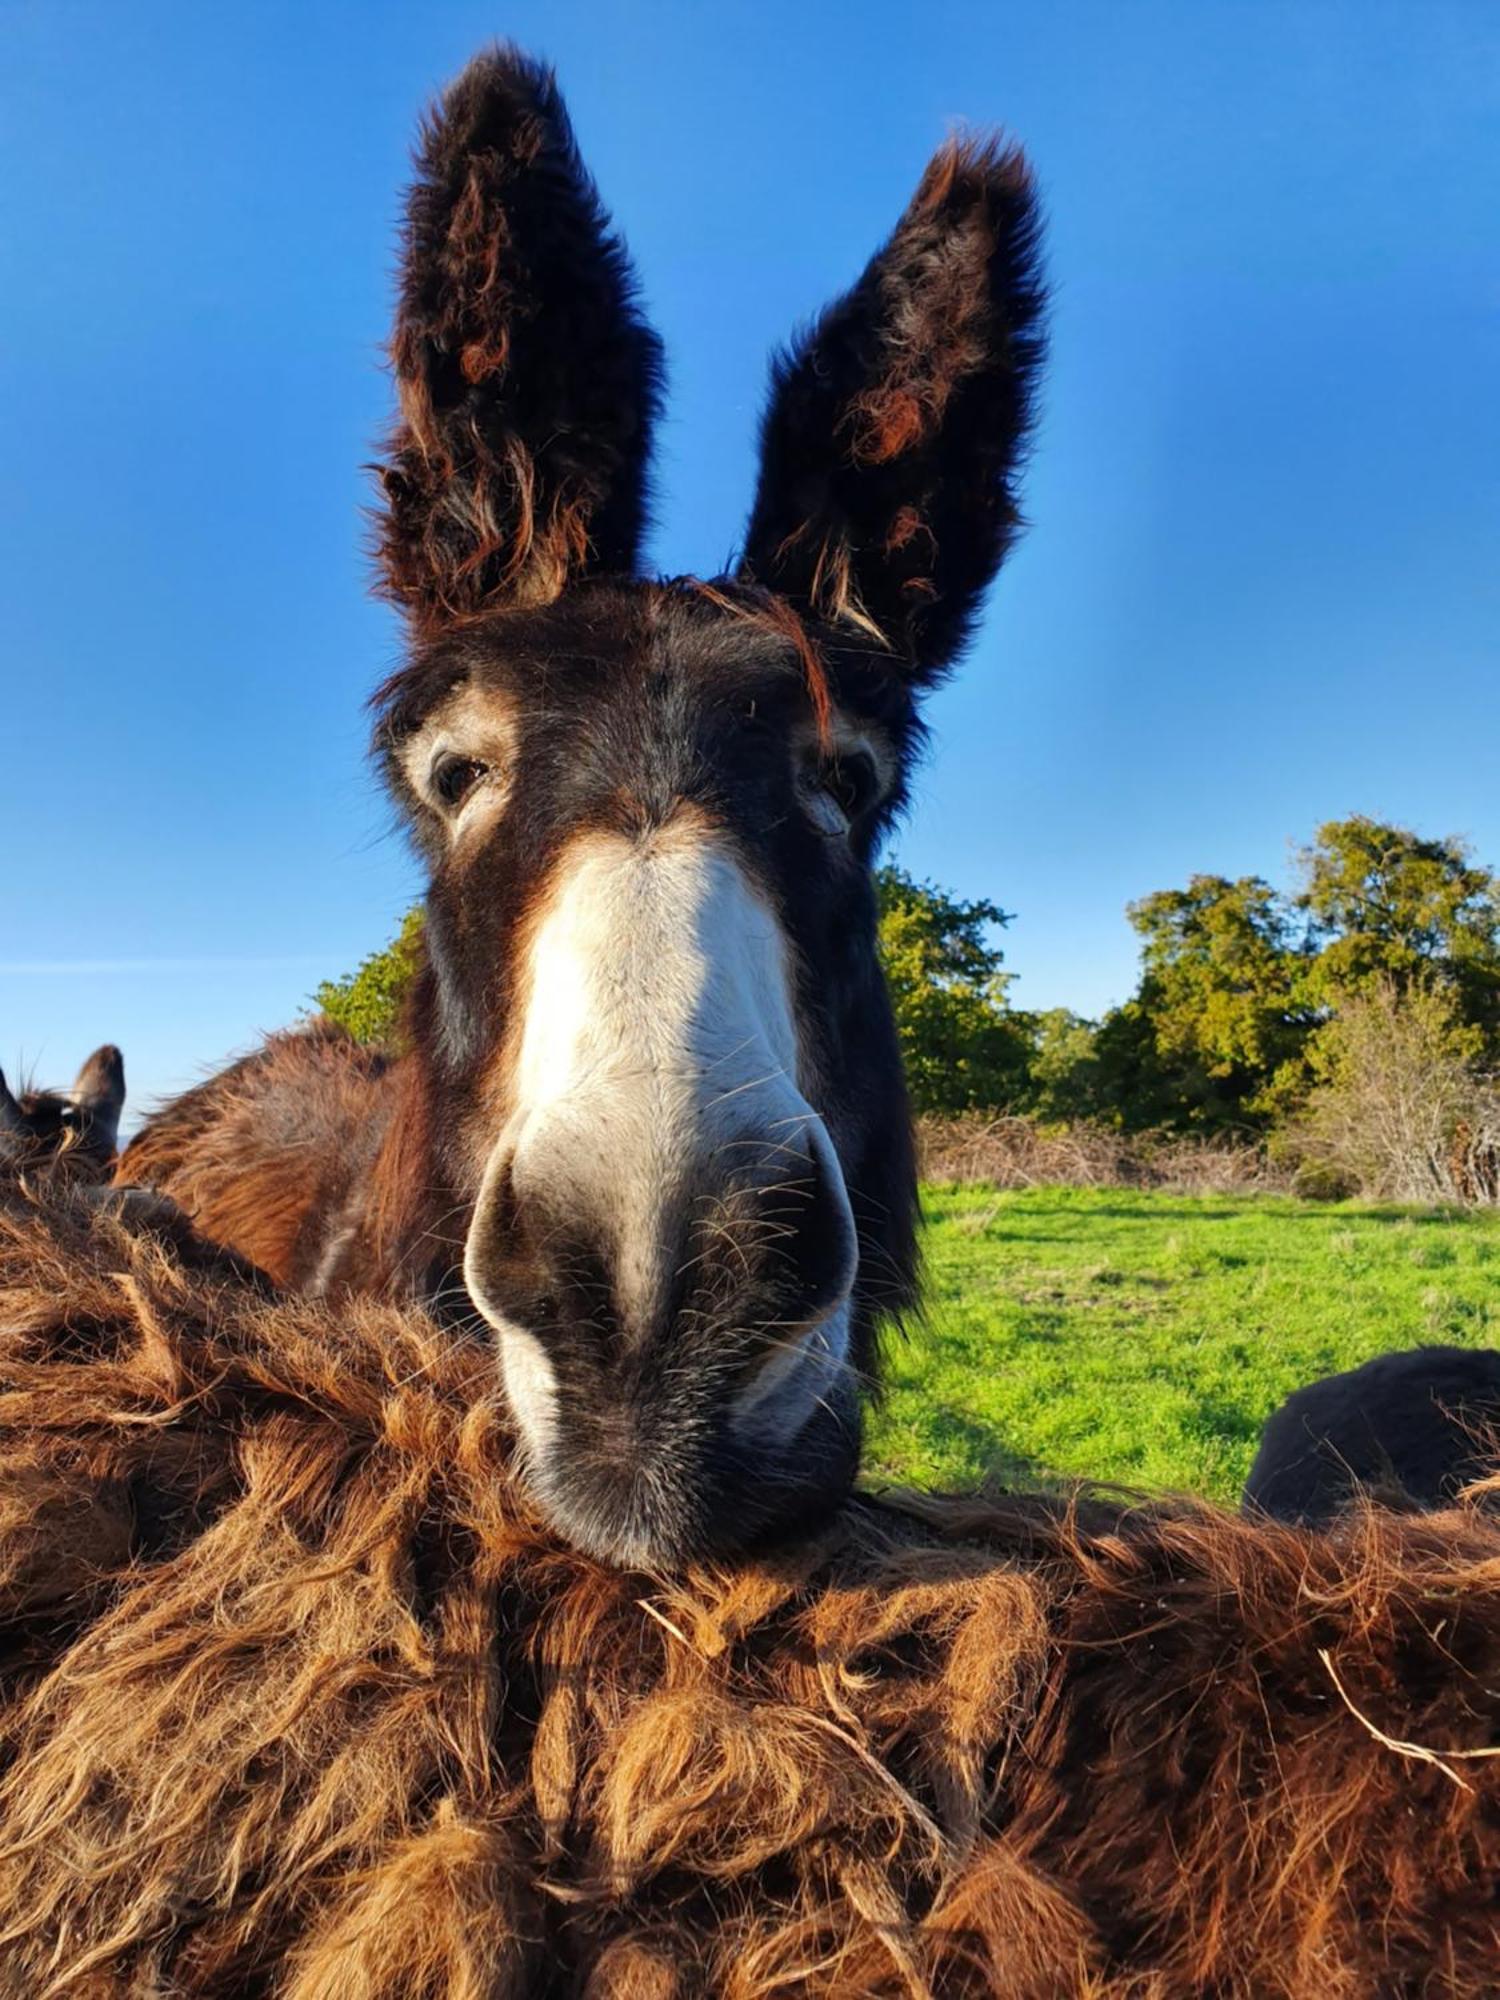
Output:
[[1107, 874, 1316, 1130], [1291, 974, 1495, 1203], [1099, 820, 1500, 1132], [313, 907, 426, 1047], [874, 867, 1034, 1115], [867, 1186, 1500, 1502], [1298, 816, 1500, 1043], [1022, 1009, 1101, 1123]]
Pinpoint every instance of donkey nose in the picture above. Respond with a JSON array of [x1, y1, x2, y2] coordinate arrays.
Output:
[[464, 1113, 862, 1565], [472, 1114, 858, 1358]]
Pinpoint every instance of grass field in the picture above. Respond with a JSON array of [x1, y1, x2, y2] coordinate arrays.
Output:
[[866, 1186, 1500, 1505]]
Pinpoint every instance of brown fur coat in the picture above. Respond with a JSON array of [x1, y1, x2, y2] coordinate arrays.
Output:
[[1, 1181, 1497, 1997]]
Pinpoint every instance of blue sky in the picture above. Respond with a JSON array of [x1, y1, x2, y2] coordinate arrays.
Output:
[[3, 0, 1497, 1119]]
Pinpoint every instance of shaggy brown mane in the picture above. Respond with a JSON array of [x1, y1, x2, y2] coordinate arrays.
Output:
[[118, 1025, 395, 1291], [2, 1184, 1498, 1994]]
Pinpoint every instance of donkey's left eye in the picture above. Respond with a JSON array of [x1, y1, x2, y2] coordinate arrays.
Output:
[[431, 755, 490, 810], [823, 752, 879, 820], [810, 751, 878, 824], [802, 751, 880, 839]]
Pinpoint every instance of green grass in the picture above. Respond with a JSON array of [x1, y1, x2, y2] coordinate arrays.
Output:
[[865, 1186, 1500, 1505]]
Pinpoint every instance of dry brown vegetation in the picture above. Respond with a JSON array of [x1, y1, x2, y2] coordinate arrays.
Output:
[[1291, 981, 1500, 1207], [915, 1114, 1293, 1197], [1, 1181, 1498, 1995]]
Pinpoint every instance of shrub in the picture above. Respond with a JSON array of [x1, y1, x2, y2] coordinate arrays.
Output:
[[312, 907, 425, 1048], [1291, 976, 1500, 1204], [914, 1113, 1289, 1195], [875, 868, 1035, 1115]]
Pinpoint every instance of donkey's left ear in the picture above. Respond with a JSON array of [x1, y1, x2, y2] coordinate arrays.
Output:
[[377, 47, 664, 630], [71, 1045, 125, 1148], [739, 138, 1045, 688]]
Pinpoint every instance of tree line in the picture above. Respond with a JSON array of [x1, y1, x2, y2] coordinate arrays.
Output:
[[318, 815, 1500, 1199]]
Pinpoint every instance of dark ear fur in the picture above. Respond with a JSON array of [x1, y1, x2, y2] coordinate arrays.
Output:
[[0, 1070, 24, 1141], [72, 1045, 126, 1137], [376, 47, 664, 629], [740, 138, 1046, 686]]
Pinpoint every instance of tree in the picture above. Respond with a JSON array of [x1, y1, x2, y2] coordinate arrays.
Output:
[[1022, 1008, 1102, 1124], [1297, 816, 1500, 1052], [1089, 820, 1500, 1135], [313, 907, 425, 1048], [1108, 875, 1316, 1129], [874, 868, 1034, 1115]]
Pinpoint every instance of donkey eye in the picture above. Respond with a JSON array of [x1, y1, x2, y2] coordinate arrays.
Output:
[[823, 752, 879, 819], [804, 751, 879, 837], [431, 755, 490, 810]]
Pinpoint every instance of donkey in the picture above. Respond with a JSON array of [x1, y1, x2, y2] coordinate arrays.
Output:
[[1, 1046, 126, 1182], [1244, 1344, 1500, 1526], [120, 46, 1046, 1566]]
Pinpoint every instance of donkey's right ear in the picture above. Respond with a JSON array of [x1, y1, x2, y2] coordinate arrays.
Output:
[[376, 47, 664, 631]]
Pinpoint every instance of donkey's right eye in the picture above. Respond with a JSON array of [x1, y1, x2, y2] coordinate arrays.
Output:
[[431, 756, 489, 810]]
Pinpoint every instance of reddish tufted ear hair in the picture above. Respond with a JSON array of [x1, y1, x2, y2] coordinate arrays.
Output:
[[375, 46, 664, 632]]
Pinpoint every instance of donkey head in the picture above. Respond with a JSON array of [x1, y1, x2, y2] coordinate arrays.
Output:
[[373, 49, 1045, 1565], [0, 1045, 126, 1180]]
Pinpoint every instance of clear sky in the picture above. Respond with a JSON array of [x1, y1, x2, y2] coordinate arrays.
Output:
[[3, 0, 1497, 1120]]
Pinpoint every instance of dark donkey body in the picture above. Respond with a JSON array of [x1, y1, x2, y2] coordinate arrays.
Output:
[[1245, 1344, 1500, 1526], [123, 47, 1045, 1565]]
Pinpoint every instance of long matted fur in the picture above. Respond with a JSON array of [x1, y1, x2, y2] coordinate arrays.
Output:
[[1, 1183, 1498, 1997]]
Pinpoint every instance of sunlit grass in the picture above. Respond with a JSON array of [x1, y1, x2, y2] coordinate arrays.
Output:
[[865, 1186, 1500, 1505]]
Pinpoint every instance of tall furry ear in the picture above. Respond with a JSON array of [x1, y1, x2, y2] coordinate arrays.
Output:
[[71, 1046, 126, 1140], [739, 138, 1045, 687], [376, 47, 664, 630], [0, 1070, 25, 1143]]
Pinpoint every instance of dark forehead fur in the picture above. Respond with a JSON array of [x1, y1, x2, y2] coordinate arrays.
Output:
[[374, 578, 922, 774]]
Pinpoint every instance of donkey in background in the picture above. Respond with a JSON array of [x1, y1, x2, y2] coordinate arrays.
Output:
[[1245, 1343, 1500, 1525], [1, 1046, 126, 1182], [123, 46, 1046, 1566]]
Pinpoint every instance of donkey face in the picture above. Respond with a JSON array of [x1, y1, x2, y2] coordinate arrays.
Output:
[[374, 49, 1044, 1565], [0, 1045, 126, 1180]]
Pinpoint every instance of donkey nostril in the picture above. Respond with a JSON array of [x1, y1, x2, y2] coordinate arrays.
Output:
[[759, 1131, 858, 1322], [734, 1291, 854, 1436]]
